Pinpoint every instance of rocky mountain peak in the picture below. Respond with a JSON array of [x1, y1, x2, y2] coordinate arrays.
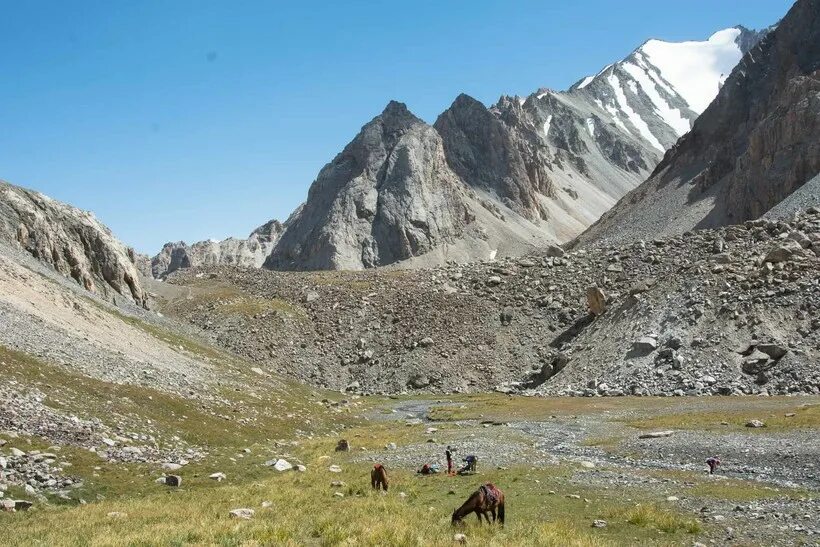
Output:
[[265, 102, 473, 270]]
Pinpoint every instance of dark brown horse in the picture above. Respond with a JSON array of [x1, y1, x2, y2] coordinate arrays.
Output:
[[452, 483, 505, 525], [371, 464, 388, 491]]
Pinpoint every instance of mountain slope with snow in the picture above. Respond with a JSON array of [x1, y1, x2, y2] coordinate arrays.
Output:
[[259, 26, 766, 270], [575, 0, 819, 247]]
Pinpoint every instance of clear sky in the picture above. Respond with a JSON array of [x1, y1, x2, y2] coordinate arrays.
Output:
[[0, 0, 793, 253]]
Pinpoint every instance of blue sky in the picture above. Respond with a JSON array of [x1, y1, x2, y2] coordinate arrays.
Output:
[[0, 0, 792, 253]]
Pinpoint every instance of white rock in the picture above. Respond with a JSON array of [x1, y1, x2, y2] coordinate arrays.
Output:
[[267, 459, 293, 472], [229, 508, 255, 520], [328, 465, 342, 473], [580, 461, 595, 469], [209, 472, 226, 481]]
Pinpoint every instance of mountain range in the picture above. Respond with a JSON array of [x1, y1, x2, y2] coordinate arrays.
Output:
[[152, 25, 769, 274]]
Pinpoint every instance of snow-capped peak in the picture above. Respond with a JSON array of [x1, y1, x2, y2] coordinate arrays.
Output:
[[638, 27, 743, 113], [557, 25, 762, 154]]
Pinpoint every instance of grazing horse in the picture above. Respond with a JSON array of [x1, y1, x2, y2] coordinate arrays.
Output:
[[452, 483, 505, 525], [371, 464, 388, 491]]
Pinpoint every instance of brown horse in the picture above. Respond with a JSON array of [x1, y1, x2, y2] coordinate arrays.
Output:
[[452, 483, 505, 525], [371, 464, 388, 491]]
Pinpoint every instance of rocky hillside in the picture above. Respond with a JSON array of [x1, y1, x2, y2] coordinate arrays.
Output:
[[0, 181, 147, 307], [263, 27, 765, 271], [151, 219, 284, 279], [576, 0, 819, 248], [161, 208, 820, 397]]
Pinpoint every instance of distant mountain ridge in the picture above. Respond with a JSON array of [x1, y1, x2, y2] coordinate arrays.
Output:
[[151, 219, 285, 279]]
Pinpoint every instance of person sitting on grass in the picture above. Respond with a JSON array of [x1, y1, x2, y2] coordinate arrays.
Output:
[[417, 463, 440, 475], [457, 455, 477, 475]]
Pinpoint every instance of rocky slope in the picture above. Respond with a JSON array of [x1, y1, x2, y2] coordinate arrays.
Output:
[[265, 27, 765, 271], [151, 219, 284, 279], [576, 0, 819, 248], [162, 208, 820, 397], [0, 181, 147, 307]]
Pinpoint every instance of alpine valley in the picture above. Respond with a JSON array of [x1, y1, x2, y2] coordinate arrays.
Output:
[[0, 2, 819, 545]]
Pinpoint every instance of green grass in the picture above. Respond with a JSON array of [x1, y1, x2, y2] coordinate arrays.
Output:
[[161, 280, 307, 321], [424, 394, 682, 423], [0, 458, 705, 546], [626, 403, 820, 432]]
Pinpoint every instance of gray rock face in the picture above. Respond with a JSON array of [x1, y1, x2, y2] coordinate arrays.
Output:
[[576, 0, 819, 247], [265, 101, 473, 270], [434, 93, 553, 221], [151, 219, 284, 278], [0, 181, 147, 307]]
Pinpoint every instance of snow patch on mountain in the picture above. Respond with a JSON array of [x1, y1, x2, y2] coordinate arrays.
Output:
[[639, 28, 743, 112], [620, 60, 690, 136], [543, 115, 552, 136], [607, 73, 665, 151]]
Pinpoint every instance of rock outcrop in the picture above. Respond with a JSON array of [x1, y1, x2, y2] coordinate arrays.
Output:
[[0, 181, 147, 307], [265, 101, 474, 270], [151, 219, 284, 279], [576, 0, 819, 247]]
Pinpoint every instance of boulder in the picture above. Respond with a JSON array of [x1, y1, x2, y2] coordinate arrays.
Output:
[[209, 472, 226, 481], [764, 240, 804, 263], [545, 245, 565, 258], [638, 430, 675, 439], [632, 336, 658, 354], [757, 343, 788, 360], [229, 508, 255, 520], [586, 286, 606, 316], [267, 459, 293, 472], [418, 337, 434, 348], [163, 475, 182, 487], [745, 420, 765, 428]]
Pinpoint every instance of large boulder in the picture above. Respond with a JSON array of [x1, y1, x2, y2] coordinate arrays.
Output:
[[586, 286, 607, 315]]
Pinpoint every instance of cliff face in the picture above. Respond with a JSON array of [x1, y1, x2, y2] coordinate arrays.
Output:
[[576, 0, 820, 247], [434, 94, 554, 222], [151, 219, 284, 279], [265, 102, 473, 271], [0, 181, 147, 307]]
